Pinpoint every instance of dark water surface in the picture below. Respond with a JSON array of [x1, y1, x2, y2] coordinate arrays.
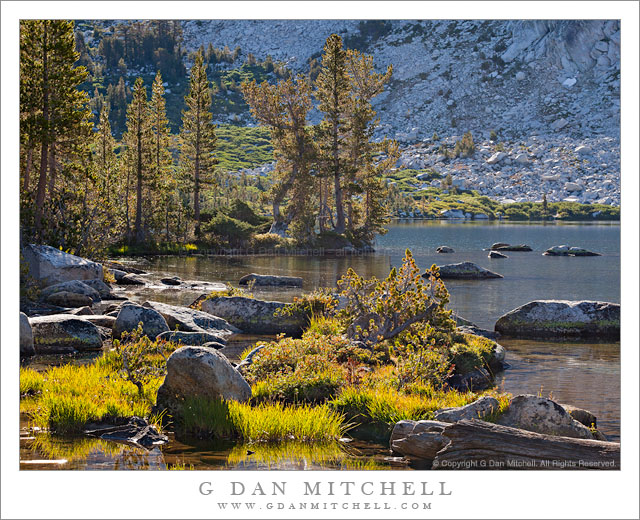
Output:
[[21, 221, 621, 469]]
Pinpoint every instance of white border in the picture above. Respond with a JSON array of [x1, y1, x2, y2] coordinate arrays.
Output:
[[2, 2, 638, 519]]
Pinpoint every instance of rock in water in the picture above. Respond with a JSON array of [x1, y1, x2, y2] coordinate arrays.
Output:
[[488, 251, 508, 259], [29, 314, 103, 354], [436, 246, 455, 253], [142, 300, 238, 335], [117, 273, 146, 285], [494, 299, 620, 339], [201, 296, 305, 336], [112, 303, 169, 340], [435, 396, 500, 423], [155, 346, 252, 410], [239, 273, 303, 287], [432, 261, 503, 280], [496, 395, 597, 440], [543, 245, 601, 256], [160, 276, 182, 286], [21, 244, 103, 287], [20, 312, 35, 357], [495, 244, 532, 251]]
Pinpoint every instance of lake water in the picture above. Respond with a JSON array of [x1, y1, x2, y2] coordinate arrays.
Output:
[[20, 221, 621, 469]]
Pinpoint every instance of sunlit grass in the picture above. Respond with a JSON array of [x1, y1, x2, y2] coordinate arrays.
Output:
[[20, 367, 45, 395]]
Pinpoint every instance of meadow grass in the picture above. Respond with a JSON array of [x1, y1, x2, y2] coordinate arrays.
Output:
[[19, 367, 45, 395], [177, 397, 346, 442]]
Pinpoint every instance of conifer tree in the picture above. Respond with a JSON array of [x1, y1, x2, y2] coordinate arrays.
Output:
[[315, 34, 350, 234], [123, 77, 152, 242], [181, 51, 218, 237], [20, 20, 92, 239], [94, 103, 118, 205]]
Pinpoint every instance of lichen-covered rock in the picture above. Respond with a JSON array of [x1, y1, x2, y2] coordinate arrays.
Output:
[[156, 330, 227, 346], [112, 303, 169, 340], [497, 395, 597, 440], [41, 280, 101, 302], [22, 244, 103, 287], [201, 296, 305, 336], [434, 396, 500, 423], [494, 299, 620, 339], [81, 279, 115, 298], [239, 273, 303, 287], [155, 346, 251, 410], [29, 314, 103, 354], [20, 312, 35, 357], [432, 261, 503, 280], [561, 404, 598, 430], [142, 300, 238, 335]]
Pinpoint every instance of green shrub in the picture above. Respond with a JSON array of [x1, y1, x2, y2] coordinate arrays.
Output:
[[203, 214, 255, 247]]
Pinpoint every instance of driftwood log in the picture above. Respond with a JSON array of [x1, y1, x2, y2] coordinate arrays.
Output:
[[431, 419, 619, 470]]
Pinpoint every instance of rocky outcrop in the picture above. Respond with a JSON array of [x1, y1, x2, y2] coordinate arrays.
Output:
[[155, 346, 252, 411], [494, 300, 620, 339], [112, 303, 169, 340], [436, 246, 455, 253], [497, 395, 597, 440], [20, 312, 35, 357], [22, 244, 103, 287], [156, 331, 227, 346], [201, 296, 305, 336], [433, 262, 503, 280], [434, 396, 500, 423], [239, 273, 303, 287], [142, 300, 238, 335], [29, 314, 103, 354], [543, 245, 601, 256]]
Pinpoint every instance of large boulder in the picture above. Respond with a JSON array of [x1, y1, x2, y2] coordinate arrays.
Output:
[[40, 280, 101, 302], [81, 279, 115, 298], [22, 244, 103, 287], [155, 346, 251, 411], [156, 331, 228, 346], [142, 301, 238, 335], [29, 314, 103, 354], [20, 312, 35, 357], [45, 291, 94, 308], [432, 262, 503, 280], [239, 273, 303, 287], [434, 396, 500, 423], [112, 303, 169, 340], [201, 296, 305, 336], [497, 395, 597, 440], [494, 300, 620, 339]]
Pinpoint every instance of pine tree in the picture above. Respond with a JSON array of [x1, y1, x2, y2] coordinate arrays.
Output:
[[123, 77, 152, 242], [242, 75, 316, 238], [20, 20, 92, 239], [94, 103, 118, 205], [315, 34, 350, 234], [180, 51, 217, 237]]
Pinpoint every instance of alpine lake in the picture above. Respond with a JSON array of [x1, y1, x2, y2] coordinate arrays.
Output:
[[20, 220, 620, 470]]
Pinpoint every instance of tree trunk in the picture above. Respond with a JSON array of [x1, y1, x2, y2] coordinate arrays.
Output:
[[430, 419, 620, 470], [134, 106, 143, 242], [23, 146, 33, 193], [48, 143, 56, 198], [34, 22, 49, 238]]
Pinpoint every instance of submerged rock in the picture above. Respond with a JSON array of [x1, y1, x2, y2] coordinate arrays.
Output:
[[156, 330, 227, 346], [436, 246, 455, 253], [433, 261, 503, 280], [112, 303, 169, 340], [239, 273, 303, 287], [493, 244, 532, 252], [29, 314, 103, 354], [155, 346, 252, 411], [497, 395, 598, 440], [494, 299, 620, 339], [22, 244, 103, 287], [142, 300, 238, 335], [201, 296, 305, 336], [20, 312, 35, 357]]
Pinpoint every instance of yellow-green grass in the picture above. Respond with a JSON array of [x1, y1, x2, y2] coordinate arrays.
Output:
[[178, 397, 346, 442], [20, 363, 161, 434], [28, 435, 131, 462]]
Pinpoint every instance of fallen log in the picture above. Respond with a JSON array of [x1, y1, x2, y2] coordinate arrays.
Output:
[[432, 419, 619, 470]]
